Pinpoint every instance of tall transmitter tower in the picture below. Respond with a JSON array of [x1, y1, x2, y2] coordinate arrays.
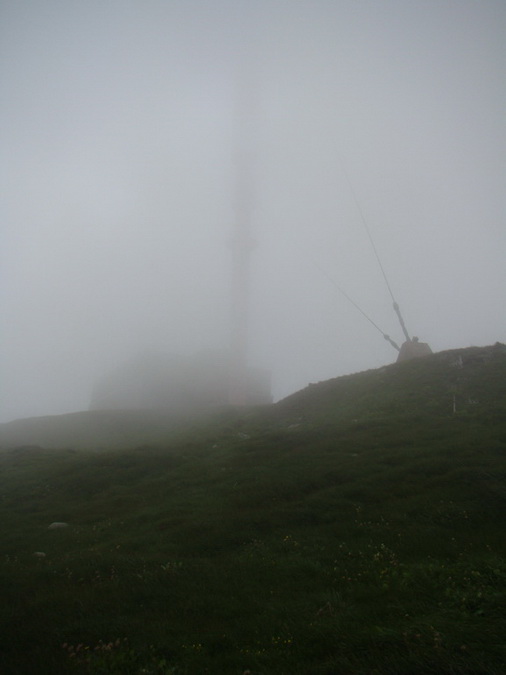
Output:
[[228, 74, 270, 405], [229, 156, 254, 404]]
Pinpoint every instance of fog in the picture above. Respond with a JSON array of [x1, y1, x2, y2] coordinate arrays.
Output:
[[1, 0, 505, 423]]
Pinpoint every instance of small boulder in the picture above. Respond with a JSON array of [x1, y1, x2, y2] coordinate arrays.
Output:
[[48, 522, 69, 530]]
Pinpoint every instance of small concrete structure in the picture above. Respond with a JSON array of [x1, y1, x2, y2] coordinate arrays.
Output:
[[396, 337, 432, 363]]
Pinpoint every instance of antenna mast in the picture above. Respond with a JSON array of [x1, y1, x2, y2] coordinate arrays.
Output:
[[229, 71, 256, 405], [339, 160, 411, 343]]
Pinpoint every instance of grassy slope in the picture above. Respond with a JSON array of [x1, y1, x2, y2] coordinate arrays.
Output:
[[1, 345, 505, 674], [0, 408, 216, 451]]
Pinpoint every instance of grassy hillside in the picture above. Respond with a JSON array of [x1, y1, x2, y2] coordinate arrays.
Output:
[[0, 408, 219, 451], [1, 344, 505, 674]]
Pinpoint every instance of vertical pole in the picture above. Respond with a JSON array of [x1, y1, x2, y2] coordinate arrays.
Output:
[[229, 73, 256, 405]]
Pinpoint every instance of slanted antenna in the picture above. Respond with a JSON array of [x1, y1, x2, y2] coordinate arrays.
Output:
[[339, 161, 411, 343], [315, 263, 400, 351]]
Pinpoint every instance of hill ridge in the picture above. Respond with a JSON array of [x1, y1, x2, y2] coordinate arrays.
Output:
[[1, 343, 505, 673], [1, 343, 505, 451]]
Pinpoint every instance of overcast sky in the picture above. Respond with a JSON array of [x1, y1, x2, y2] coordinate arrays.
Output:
[[1, 0, 505, 423]]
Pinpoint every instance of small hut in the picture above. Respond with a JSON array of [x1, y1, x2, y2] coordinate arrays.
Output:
[[396, 337, 432, 363]]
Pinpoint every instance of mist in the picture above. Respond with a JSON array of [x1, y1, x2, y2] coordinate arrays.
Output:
[[1, 0, 505, 423]]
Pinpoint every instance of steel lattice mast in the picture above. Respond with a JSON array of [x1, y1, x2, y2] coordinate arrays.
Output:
[[228, 71, 256, 405]]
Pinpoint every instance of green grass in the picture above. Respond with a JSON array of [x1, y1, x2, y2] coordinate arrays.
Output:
[[1, 345, 506, 674]]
